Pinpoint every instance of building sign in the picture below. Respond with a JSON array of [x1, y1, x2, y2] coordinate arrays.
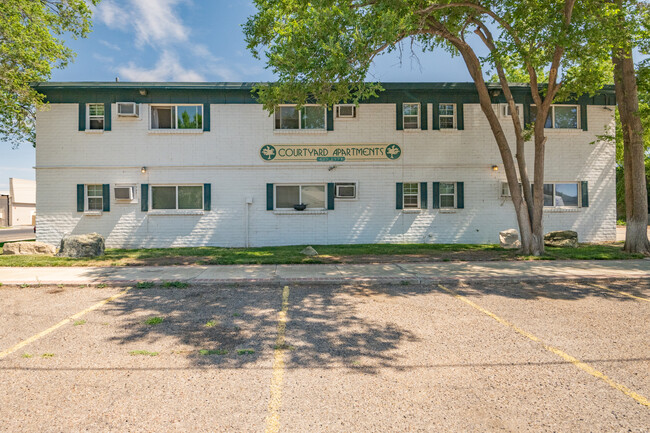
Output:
[[260, 143, 401, 162]]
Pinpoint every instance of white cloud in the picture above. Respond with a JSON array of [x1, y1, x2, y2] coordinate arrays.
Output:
[[94, 1, 129, 30], [99, 40, 121, 51], [117, 51, 204, 81], [93, 53, 115, 64], [130, 0, 189, 47]]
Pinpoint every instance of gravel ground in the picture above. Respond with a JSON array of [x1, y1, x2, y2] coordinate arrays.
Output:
[[0, 280, 648, 432]]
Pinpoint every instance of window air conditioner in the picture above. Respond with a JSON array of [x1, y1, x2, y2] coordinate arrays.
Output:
[[117, 102, 140, 117]]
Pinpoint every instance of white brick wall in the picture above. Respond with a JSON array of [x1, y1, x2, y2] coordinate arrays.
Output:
[[35, 102, 616, 248]]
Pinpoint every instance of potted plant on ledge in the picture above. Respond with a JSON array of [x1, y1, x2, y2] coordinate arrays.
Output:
[[293, 203, 307, 211]]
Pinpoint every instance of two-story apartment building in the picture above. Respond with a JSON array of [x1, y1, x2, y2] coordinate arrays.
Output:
[[33, 82, 616, 248]]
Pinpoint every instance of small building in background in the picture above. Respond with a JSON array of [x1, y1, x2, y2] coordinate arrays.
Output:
[[0, 178, 36, 227]]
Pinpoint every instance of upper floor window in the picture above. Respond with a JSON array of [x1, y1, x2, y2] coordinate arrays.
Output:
[[150, 105, 203, 130], [543, 182, 579, 207], [439, 103, 456, 129], [87, 104, 105, 130], [403, 103, 420, 129], [275, 105, 325, 130], [530, 105, 578, 129]]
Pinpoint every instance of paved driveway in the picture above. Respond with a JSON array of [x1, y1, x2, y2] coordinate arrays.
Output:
[[1, 280, 648, 432], [0, 226, 35, 243]]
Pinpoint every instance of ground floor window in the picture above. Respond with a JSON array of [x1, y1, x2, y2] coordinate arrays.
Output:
[[403, 183, 420, 208], [275, 184, 326, 209], [151, 185, 203, 210], [439, 182, 456, 208], [543, 183, 579, 207], [87, 184, 103, 210]]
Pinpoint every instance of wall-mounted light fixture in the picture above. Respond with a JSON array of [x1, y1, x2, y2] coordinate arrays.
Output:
[[328, 165, 337, 171], [141, 166, 147, 174], [491, 165, 499, 171], [139, 89, 147, 96]]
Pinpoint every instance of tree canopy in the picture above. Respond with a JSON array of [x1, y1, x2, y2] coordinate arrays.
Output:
[[0, 0, 97, 148]]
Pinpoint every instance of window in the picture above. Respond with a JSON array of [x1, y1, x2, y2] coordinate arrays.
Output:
[[499, 104, 520, 118], [402, 103, 420, 129], [87, 185, 103, 211], [335, 183, 357, 199], [151, 185, 203, 210], [543, 182, 579, 207], [275, 184, 326, 209], [87, 104, 105, 130], [530, 105, 579, 129], [439, 182, 456, 208], [275, 105, 325, 130], [403, 183, 420, 208], [336, 104, 356, 118], [439, 103, 456, 129], [150, 105, 203, 130]]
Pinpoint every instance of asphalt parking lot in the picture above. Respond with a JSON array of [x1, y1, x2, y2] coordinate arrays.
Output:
[[1, 279, 648, 432]]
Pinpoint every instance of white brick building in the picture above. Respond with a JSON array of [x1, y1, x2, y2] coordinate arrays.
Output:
[[33, 82, 616, 248]]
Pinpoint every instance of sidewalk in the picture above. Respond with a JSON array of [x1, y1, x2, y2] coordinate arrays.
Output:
[[1, 260, 650, 285]]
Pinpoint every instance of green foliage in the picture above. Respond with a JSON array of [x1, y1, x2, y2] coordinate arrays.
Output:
[[129, 350, 159, 356], [161, 281, 190, 289], [143, 316, 164, 326], [0, 0, 96, 148], [136, 281, 156, 289], [73, 320, 86, 326], [199, 349, 228, 356], [236, 348, 255, 355]]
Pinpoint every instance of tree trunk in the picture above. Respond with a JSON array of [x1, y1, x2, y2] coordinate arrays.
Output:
[[613, 49, 650, 254]]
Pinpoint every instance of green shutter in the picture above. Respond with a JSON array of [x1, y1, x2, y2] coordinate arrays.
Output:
[[203, 103, 210, 131], [102, 184, 110, 212], [456, 103, 464, 130], [103, 103, 111, 131], [203, 183, 211, 210], [432, 102, 439, 130], [420, 182, 428, 209], [327, 182, 335, 210], [326, 107, 334, 131], [77, 184, 84, 212], [581, 181, 589, 207], [420, 103, 428, 130], [396, 182, 403, 210], [456, 182, 464, 209], [141, 184, 149, 212], [396, 103, 403, 130], [580, 104, 588, 131], [432, 182, 440, 209], [78, 104, 86, 131], [266, 183, 274, 210]]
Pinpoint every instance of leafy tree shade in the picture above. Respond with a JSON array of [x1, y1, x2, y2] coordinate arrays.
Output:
[[0, 0, 97, 148], [245, 0, 617, 255]]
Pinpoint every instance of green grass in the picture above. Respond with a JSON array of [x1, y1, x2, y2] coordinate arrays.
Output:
[[0, 243, 644, 266], [199, 349, 228, 356], [41, 353, 55, 358], [73, 320, 86, 326], [143, 316, 164, 326], [136, 281, 155, 289], [129, 350, 159, 356], [96, 283, 107, 288], [236, 348, 255, 355], [204, 320, 218, 328], [161, 281, 189, 289], [22, 353, 33, 358]]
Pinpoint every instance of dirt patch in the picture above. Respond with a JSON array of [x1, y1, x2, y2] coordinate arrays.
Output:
[[317, 250, 517, 264]]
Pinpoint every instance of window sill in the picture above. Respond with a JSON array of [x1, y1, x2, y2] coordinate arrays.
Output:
[[273, 210, 328, 215], [402, 128, 422, 133], [543, 128, 583, 133], [148, 129, 204, 134], [544, 207, 581, 213], [273, 129, 328, 134], [401, 209, 421, 214], [148, 210, 205, 215], [439, 208, 458, 213], [84, 129, 104, 134], [437, 128, 459, 132], [83, 210, 102, 216]]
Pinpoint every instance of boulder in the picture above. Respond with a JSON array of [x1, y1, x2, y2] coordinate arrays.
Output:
[[57, 233, 105, 258], [2, 241, 56, 255], [544, 230, 578, 248], [499, 229, 521, 249], [300, 246, 319, 256]]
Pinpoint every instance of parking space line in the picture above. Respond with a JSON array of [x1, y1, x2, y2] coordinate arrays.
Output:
[[0, 288, 131, 360], [438, 284, 650, 408], [265, 285, 291, 433], [590, 283, 650, 303]]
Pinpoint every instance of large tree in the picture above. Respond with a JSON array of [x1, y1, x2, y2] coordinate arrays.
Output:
[[245, 0, 615, 255], [0, 0, 97, 148]]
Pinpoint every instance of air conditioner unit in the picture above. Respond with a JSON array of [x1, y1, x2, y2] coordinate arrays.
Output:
[[500, 104, 520, 118], [114, 186, 135, 200], [500, 182, 511, 197], [117, 102, 140, 117], [335, 183, 357, 199], [336, 105, 356, 118]]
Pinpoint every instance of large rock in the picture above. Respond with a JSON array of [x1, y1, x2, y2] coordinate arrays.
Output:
[[58, 233, 105, 258], [499, 229, 521, 249], [544, 230, 578, 248], [2, 241, 56, 255], [300, 246, 319, 256]]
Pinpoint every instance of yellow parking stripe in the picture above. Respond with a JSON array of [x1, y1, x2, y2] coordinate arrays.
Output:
[[0, 288, 130, 360], [590, 283, 650, 303], [265, 285, 291, 433], [438, 284, 650, 408]]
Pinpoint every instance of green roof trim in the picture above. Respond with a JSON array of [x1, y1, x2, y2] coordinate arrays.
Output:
[[32, 82, 616, 106]]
